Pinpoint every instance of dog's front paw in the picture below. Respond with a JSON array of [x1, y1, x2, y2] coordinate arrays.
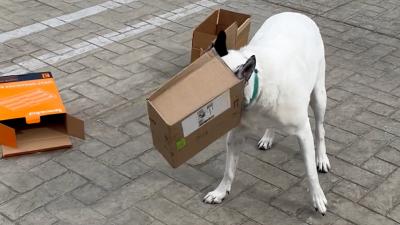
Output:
[[203, 190, 229, 204], [311, 186, 328, 215], [258, 131, 274, 150], [316, 153, 331, 173]]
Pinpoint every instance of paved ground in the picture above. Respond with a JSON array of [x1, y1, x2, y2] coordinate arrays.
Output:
[[0, 0, 400, 224]]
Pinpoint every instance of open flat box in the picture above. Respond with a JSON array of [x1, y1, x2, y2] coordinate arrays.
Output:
[[191, 9, 251, 62], [0, 72, 84, 157], [147, 50, 244, 168]]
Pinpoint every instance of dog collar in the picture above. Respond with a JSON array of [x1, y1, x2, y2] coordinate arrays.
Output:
[[249, 69, 259, 105]]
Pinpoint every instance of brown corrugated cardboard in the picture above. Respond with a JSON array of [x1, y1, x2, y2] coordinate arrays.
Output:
[[0, 72, 85, 157], [191, 9, 251, 62], [147, 50, 244, 168]]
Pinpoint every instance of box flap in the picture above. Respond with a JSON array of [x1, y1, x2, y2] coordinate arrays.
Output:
[[0, 123, 16, 147], [218, 9, 250, 29], [223, 22, 238, 50], [0, 72, 66, 123], [148, 51, 240, 125], [65, 114, 85, 139], [2, 126, 71, 157]]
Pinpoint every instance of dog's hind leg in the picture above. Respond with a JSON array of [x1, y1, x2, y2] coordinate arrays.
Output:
[[310, 60, 330, 173], [258, 128, 274, 150], [203, 126, 246, 204]]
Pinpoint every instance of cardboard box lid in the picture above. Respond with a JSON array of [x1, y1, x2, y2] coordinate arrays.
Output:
[[147, 50, 240, 125], [0, 72, 66, 123]]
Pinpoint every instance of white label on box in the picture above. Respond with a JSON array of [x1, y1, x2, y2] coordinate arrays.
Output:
[[181, 90, 231, 137]]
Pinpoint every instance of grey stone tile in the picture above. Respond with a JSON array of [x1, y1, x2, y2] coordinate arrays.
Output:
[[339, 81, 400, 107], [297, 210, 340, 225], [330, 157, 382, 188], [90, 75, 116, 87], [71, 82, 126, 107], [388, 203, 400, 223], [78, 139, 110, 157], [0, 171, 43, 193], [98, 133, 153, 167], [0, 214, 13, 225], [187, 137, 225, 166], [65, 97, 97, 115], [137, 195, 213, 225], [0, 182, 16, 205], [0, 172, 86, 220], [107, 207, 155, 225], [85, 120, 130, 147], [244, 180, 281, 204], [332, 180, 368, 202], [120, 121, 149, 137], [56, 151, 129, 190], [238, 153, 299, 190], [111, 45, 162, 66], [140, 150, 215, 191], [60, 89, 80, 103], [227, 195, 306, 225], [72, 183, 107, 205], [58, 61, 86, 73], [30, 160, 67, 180], [57, 68, 101, 90], [205, 207, 249, 225], [328, 193, 398, 225], [95, 64, 133, 80], [376, 146, 400, 166], [159, 181, 197, 204], [92, 171, 173, 217], [117, 158, 151, 179], [17, 208, 58, 225], [362, 157, 397, 177], [99, 101, 146, 127], [368, 102, 396, 116], [337, 129, 394, 165], [360, 169, 400, 215], [46, 196, 107, 225], [331, 219, 355, 225]]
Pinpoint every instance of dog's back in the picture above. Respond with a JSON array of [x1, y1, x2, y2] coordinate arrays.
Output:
[[248, 12, 324, 94]]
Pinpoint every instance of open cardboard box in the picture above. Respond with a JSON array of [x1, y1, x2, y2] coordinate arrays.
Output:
[[0, 72, 84, 157], [191, 9, 251, 62], [147, 50, 244, 168]]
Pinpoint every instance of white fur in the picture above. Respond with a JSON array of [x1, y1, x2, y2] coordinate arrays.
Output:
[[203, 12, 330, 214]]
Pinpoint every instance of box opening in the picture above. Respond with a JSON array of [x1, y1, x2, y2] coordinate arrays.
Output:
[[1, 113, 84, 157]]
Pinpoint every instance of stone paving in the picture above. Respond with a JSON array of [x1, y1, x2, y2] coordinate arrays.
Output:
[[0, 0, 400, 224]]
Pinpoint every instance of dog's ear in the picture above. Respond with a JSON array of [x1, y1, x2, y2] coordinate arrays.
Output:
[[235, 55, 256, 81], [214, 31, 228, 57]]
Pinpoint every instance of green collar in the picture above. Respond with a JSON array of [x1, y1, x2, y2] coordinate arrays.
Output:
[[249, 69, 259, 105]]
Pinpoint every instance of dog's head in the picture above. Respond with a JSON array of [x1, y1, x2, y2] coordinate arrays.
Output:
[[213, 31, 256, 82], [213, 31, 257, 104]]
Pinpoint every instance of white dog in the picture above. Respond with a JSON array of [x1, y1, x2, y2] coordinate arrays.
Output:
[[203, 12, 330, 214]]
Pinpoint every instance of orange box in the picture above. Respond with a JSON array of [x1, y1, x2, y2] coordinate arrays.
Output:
[[0, 72, 84, 157]]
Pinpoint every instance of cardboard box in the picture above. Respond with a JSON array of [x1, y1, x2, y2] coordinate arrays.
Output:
[[191, 9, 251, 62], [147, 50, 244, 168], [0, 72, 84, 157]]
